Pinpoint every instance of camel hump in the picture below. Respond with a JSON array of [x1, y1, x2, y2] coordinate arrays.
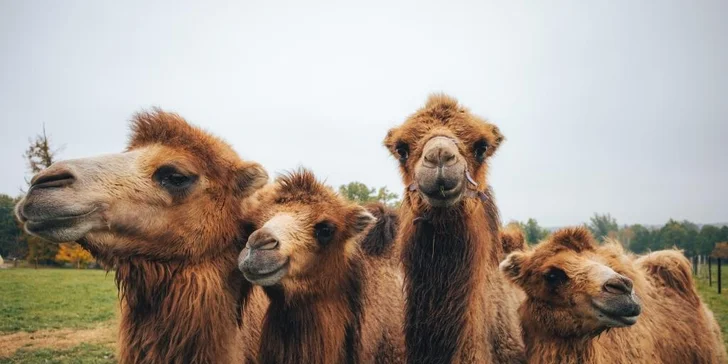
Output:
[[637, 250, 699, 305], [500, 227, 527, 254], [359, 202, 399, 257]]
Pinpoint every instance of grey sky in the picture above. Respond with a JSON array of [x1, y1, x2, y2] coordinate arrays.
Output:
[[1, 0, 726, 227]]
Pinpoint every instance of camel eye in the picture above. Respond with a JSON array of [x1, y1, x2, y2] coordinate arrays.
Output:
[[395, 142, 409, 163], [473, 140, 488, 163], [153, 165, 197, 192], [314, 222, 336, 245], [545, 268, 568, 286]]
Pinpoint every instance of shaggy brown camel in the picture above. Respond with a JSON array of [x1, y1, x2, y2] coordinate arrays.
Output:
[[15, 110, 268, 364], [237, 170, 404, 363], [383, 94, 525, 363], [500, 227, 727, 364]]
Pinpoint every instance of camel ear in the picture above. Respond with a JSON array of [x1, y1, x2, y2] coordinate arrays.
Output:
[[486, 124, 504, 157], [234, 163, 268, 197], [347, 207, 376, 237], [500, 228, 526, 254], [550, 227, 596, 253], [500, 251, 527, 285]]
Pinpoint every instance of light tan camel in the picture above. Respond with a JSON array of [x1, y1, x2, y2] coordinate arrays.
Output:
[[16, 110, 268, 364]]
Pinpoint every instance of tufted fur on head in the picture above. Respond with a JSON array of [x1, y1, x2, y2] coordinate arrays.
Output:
[[501, 227, 727, 363], [22, 109, 270, 364], [237, 169, 405, 363], [383, 94, 525, 364]]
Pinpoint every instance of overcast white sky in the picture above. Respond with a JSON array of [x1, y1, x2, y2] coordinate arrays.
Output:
[[1, 0, 726, 227]]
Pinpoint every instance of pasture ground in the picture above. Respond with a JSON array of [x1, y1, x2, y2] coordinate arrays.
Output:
[[0, 266, 727, 363]]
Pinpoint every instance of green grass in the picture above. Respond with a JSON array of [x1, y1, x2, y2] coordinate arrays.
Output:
[[0, 269, 117, 333], [0, 265, 726, 362], [694, 263, 728, 347], [0, 343, 115, 364]]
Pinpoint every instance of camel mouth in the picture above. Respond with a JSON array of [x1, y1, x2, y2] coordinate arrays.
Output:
[[242, 259, 290, 286], [591, 299, 641, 328], [23, 208, 99, 242], [417, 180, 465, 207]]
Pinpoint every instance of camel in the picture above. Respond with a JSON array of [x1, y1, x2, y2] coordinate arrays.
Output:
[[236, 169, 404, 363], [500, 225, 528, 256], [383, 94, 525, 363], [15, 110, 269, 364], [500, 227, 727, 364]]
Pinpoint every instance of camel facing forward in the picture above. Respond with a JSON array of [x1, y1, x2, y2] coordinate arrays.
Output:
[[384, 94, 525, 363], [500, 227, 726, 364]]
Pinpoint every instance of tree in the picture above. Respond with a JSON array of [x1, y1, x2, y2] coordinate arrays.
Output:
[[655, 219, 699, 256], [616, 226, 635, 249], [338, 182, 400, 207], [697, 225, 723, 256], [0, 194, 26, 259], [711, 242, 728, 259], [629, 224, 653, 253], [23, 126, 62, 267], [24, 125, 59, 175], [519, 218, 549, 245], [375, 187, 400, 207], [55, 242, 95, 268], [587, 213, 618, 242]]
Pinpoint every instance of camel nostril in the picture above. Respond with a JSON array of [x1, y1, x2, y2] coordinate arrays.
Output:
[[257, 239, 278, 251], [248, 229, 279, 250], [31, 170, 76, 189], [423, 150, 439, 167], [441, 150, 455, 164], [603, 276, 633, 295]]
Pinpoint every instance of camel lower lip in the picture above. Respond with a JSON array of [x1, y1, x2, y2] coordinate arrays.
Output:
[[593, 305, 639, 326], [243, 260, 290, 284], [25, 209, 98, 232], [420, 186, 462, 201]]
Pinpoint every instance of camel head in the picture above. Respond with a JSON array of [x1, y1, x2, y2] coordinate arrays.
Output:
[[237, 169, 374, 296], [15, 110, 268, 261], [384, 94, 503, 208], [500, 227, 642, 337]]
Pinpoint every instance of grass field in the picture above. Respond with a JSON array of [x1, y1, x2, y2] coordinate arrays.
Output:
[[1, 266, 727, 363], [695, 264, 728, 347], [0, 269, 118, 363]]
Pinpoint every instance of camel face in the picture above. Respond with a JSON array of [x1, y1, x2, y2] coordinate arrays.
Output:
[[16, 110, 268, 259], [238, 170, 374, 290], [384, 94, 503, 208], [500, 227, 642, 336]]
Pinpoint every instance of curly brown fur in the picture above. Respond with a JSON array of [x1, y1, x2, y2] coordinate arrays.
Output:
[[500, 226, 527, 256], [359, 202, 399, 258], [238, 170, 404, 363], [502, 227, 727, 363], [384, 95, 524, 364], [19, 110, 268, 364]]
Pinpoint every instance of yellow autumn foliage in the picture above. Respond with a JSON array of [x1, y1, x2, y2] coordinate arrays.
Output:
[[55, 242, 95, 268]]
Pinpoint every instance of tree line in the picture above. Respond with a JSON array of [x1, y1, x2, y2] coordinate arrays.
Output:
[[509, 213, 728, 257]]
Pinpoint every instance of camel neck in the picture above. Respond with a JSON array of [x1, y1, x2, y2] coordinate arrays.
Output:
[[401, 199, 501, 364], [258, 257, 364, 364], [525, 332, 599, 364], [114, 248, 246, 364]]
